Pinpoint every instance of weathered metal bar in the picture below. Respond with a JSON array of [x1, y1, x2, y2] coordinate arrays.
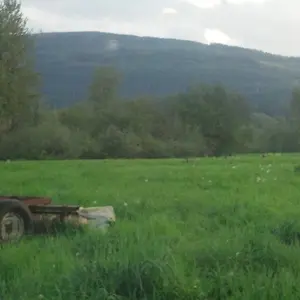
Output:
[[29, 205, 80, 215]]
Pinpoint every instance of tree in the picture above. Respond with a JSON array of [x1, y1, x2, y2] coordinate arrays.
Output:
[[84, 66, 125, 140], [174, 84, 250, 156], [0, 0, 39, 135], [286, 87, 300, 150], [88, 66, 121, 107], [290, 87, 300, 127]]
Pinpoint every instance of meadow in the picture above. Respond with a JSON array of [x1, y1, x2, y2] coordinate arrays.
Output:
[[1, 155, 300, 299]]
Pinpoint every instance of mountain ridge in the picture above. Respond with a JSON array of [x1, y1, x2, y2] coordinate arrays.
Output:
[[33, 31, 300, 115]]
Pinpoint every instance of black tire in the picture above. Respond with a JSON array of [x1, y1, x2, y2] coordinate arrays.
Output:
[[0, 199, 33, 242]]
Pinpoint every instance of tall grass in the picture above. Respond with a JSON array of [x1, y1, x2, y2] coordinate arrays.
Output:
[[1, 155, 300, 299]]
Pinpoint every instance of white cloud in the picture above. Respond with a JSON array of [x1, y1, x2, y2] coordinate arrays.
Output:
[[162, 7, 178, 14], [20, 0, 300, 56], [23, 6, 59, 31], [204, 28, 240, 46], [182, 0, 269, 8], [226, 0, 269, 4], [182, 0, 220, 9]]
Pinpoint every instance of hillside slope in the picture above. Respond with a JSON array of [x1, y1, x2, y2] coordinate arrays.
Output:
[[34, 31, 300, 115]]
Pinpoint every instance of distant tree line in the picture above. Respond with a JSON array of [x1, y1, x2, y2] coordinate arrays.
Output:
[[1, 0, 300, 160]]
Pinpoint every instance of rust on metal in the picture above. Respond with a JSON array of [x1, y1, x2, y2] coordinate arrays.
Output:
[[0, 196, 52, 206], [0, 195, 87, 240]]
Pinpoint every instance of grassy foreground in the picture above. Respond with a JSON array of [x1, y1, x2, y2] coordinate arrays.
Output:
[[1, 155, 300, 299]]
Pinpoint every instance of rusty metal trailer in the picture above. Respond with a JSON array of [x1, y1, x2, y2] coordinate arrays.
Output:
[[0, 196, 80, 242]]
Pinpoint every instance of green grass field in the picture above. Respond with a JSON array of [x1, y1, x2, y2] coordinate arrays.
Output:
[[2, 155, 300, 299]]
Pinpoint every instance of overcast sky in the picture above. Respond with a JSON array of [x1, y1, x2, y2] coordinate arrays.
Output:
[[21, 0, 299, 57]]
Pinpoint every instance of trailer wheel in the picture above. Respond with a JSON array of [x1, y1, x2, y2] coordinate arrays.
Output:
[[0, 200, 33, 242]]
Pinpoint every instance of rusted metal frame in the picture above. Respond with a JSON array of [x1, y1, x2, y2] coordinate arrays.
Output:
[[0, 196, 80, 220], [29, 205, 79, 215], [0, 196, 52, 206]]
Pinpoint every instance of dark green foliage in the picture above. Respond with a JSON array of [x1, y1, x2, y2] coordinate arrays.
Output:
[[2, 8, 300, 160], [2, 61, 300, 159], [34, 32, 300, 115], [0, 0, 39, 135]]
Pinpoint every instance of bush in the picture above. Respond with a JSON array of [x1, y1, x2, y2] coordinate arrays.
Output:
[[0, 116, 91, 160]]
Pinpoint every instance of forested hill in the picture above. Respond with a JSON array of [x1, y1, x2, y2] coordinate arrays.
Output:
[[34, 31, 300, 115]]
